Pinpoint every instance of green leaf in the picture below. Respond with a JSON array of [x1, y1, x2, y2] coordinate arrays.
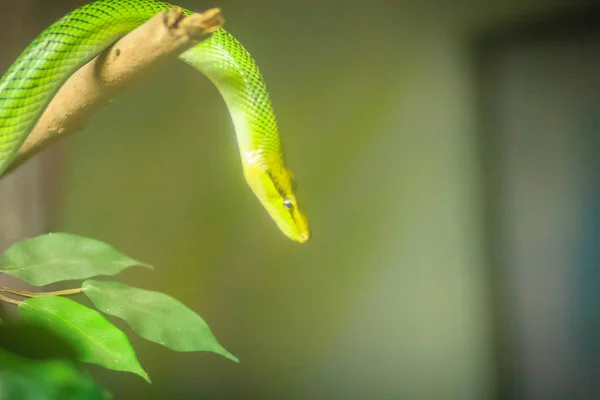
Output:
[[83, 280, 239, 363], [0, 321, 78, 360], [18, 296, 150, 383], [0, 348, 112, 400], [0, 232, 151, 286]]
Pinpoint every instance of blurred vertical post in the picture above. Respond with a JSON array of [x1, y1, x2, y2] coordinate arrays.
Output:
[[0, 0, 65, 313]]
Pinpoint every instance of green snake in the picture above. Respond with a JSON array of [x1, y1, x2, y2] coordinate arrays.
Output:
[[0, 0, 310, 243]]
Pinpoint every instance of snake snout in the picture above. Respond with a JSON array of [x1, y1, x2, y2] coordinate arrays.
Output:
[[298, 229, 310, 243]]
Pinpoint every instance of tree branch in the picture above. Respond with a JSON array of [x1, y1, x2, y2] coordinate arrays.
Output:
[[0, 293, 20, 306], [0, 286, 83, 298], [3, 7, 224, 175]]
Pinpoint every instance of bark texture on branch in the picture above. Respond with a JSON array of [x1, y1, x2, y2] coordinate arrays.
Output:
[[4, 7, 224, 174]]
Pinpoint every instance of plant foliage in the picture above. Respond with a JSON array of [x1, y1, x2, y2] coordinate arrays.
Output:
[[0, 233, 238, 390]]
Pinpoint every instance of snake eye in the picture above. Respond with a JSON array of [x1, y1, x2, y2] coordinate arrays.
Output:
[[283, 199, 293, 209]]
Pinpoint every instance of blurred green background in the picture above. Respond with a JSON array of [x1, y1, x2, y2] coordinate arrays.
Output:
[[1, 0, 599, 399]]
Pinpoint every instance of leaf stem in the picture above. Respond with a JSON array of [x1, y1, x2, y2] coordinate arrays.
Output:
[[0, 286, 83, 298], [0, 293, 21, 305]]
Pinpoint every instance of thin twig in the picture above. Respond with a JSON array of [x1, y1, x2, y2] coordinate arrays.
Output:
[[0, 293, 21, 306], [3, 7, 224, 175], [0, 286, 83, 298]]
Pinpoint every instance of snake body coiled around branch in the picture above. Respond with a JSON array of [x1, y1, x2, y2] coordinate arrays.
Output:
[[0, 0, 309, 243]]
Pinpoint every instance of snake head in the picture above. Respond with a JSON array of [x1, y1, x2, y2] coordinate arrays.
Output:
[[243, 161, 310, 243]]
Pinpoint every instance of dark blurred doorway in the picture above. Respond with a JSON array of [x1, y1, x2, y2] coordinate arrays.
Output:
[[477, 6, 600, 400]]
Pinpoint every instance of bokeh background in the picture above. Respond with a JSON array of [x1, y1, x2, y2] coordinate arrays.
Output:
[[1, 0, 599, 399]]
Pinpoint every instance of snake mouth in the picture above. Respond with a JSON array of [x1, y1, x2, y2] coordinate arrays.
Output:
[[279, 220, 310, 243], [297, 231, 310, 243], [275, 211, 310, 243], [292, 209, 310, 243]]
